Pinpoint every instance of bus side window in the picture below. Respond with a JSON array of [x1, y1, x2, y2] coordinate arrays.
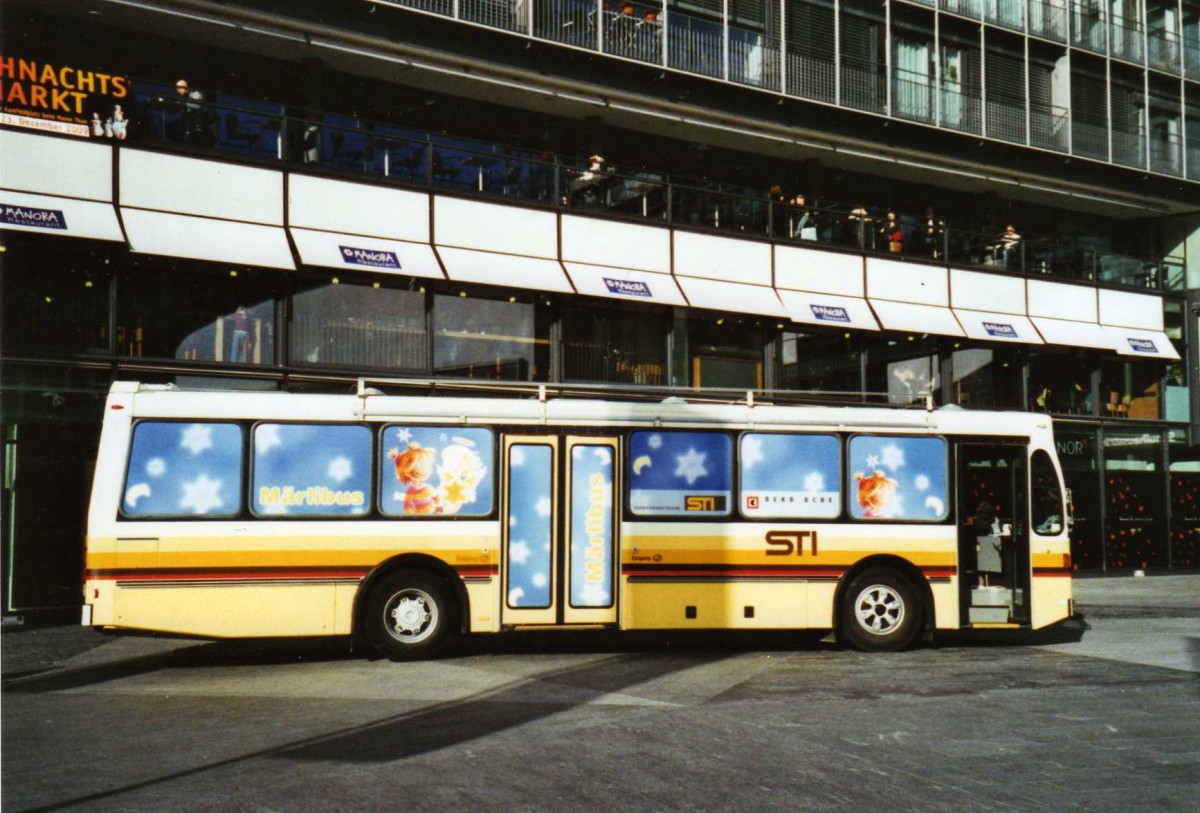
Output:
[[378, 426, 494, 517], [252, 423, 372, 517], [628, 430, 732, 517], [123, 421, 244, 518], [846, 435, 948, 521], [1030, 450, 1064, 535], [739, 433, 841, 519]]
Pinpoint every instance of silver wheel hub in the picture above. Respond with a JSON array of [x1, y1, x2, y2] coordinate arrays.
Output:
[[386, 590, 437, 643], [853, 584, 905, 635]]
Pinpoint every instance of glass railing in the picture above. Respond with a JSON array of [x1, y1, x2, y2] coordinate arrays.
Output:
[[101, 79, 1172, 291], [1028, 0, 1068, 41]]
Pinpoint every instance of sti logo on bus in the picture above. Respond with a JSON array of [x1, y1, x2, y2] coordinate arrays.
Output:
[[1127, 337, 1158, 353], [340, 246, 401, 270], [765, 530, 818, 556], [983, 321, 1018, 338], [1, 203, 66, 230], [603, 278, 653, 298], [810, 304, 851, 323], [685, 495, 727, 511]]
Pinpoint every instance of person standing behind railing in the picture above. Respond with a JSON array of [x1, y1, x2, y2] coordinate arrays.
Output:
[[173, 79, 214, 147], [880, 210, 904, 254], [922, 207, 944, 259], [999, 224, 1021, 269]]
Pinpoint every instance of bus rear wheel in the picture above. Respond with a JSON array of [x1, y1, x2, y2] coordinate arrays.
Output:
[[840, 567, 922, 652], [365, 570, 456, 660]]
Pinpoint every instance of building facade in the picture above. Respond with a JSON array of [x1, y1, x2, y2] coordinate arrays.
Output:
[[1, 0, 1198, 618]]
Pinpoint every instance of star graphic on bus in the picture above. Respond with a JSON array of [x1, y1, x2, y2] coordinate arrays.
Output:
[[180, 424, 213, 456], [674, 448, 708, 484], [327, 456, 353, 483], [179, 474, 223, 515]]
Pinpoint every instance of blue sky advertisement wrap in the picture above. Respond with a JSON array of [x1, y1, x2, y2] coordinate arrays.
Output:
[[381, 426, 493, 517], [629, 431, 732, 516], [848, 436, 948, 520], [253, 424, 371, 516], [124, 422, 243, 517], [570, 445, 614, 608], [740, 433, 841, 518], [507, 444, 553, 608]]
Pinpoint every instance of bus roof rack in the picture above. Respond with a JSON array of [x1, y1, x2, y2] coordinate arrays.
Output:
[[355, 377, 930, 410]]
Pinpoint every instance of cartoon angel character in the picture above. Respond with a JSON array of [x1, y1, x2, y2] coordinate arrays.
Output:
[[855, 470, 897, 518], [437, 439, 487, 514], [388, 443, 441, 515]]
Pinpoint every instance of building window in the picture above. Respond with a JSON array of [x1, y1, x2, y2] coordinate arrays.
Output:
[[116, 258, 278, 365], [0, 234, 112, 356], [561, 303, 668, 385], [1100, 358, 1165, 419], [1029, 350, 1095, 414], [433, 291, 548, 380], [780, 331, 862, 399], [290, 276, 427, 372], [684, 313, 765, 389], [864, 337, 941, 405], [950, 346, 1022, 408]]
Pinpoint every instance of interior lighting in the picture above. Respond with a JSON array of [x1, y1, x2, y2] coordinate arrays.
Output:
[[372, 281, 381, 288], [85, 280, 94, 288], [229, 270, 238, 277], [331, 277, 340, 284], [44, 296, 53, 304]]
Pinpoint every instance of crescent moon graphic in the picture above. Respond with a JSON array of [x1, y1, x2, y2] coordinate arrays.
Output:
[[125, 483, 151, 507], [632, 455, 653, 475]]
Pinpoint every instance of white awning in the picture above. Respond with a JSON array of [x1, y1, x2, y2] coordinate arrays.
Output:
[[1, 191, 124, 242], [564, 262, 686, 305], [952, 309, 1044, 344], [1030, 316, 1113, 350], [777, 290, 880, 331], [1104, 327, 1181, 360], [676, 276, 787, 318], [869, 299, 965, 337], [121, 208, 295, 269], [435, 246, 573, 293], [290, 228, 444, 279]]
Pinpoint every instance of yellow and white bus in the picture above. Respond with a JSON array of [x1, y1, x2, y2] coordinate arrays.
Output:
[[84, 380, 1074, 658]]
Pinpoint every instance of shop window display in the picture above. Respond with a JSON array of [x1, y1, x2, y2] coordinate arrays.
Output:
[[1100, 358, 1167, 420], [1167, 430, 1200, 568], [1103, 431, 1166, 570]]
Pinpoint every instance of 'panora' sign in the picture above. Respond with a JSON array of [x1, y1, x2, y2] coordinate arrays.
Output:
[[603, 277, 653, 298], [339, 245, 402, 270], [1, 203, 66, 230]]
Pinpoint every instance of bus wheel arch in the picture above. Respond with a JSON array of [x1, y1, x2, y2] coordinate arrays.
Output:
[[354, 554, 469, 658], [833, 556, 933, 652]]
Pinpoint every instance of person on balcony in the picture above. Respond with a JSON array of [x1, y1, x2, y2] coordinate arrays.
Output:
[[789, 194, 818, 241], [922, 207, 944, 258], [998, 224, 1021, 268], [173, 79, 214, 147], [880, 211, 904, 254]]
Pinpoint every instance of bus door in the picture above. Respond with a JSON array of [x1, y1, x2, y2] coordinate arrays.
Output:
[[957, 443, 1031, 626], [501, 435, 619, 627]]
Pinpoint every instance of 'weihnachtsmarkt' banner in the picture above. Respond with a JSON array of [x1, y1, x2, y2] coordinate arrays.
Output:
[[0, 56, 130, 139]]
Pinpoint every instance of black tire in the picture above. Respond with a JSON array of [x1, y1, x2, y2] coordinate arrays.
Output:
[[839, 567, 922, 652], [364, 569, 456, 661]]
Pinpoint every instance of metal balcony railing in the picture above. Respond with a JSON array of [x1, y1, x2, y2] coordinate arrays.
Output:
[[1072, 113, 1110, 160], [1149, 132, 1184, 176], [986, 0, 1025, 30], [1187, 138, 1200, 180], [893, 70, 935, 125], [1147, 29, 1182, 72], [668, 11, 724, 80], [941, 86, 983, 134], [1030, 104, 1070, 152], [1028, 0, 1068, 40], [941, 0, 984, 19], [1071, 1, 1107, 52], [1111, 127, 1146, 168], [729, 29, 781, 91], [840, 60, 887, 114], [785, 51, 836, 103], [1184, 34, 1200, 76], [986, 95, 1027, 143], [461, 0, 526, 32], [1109, 15, 1145, 64]]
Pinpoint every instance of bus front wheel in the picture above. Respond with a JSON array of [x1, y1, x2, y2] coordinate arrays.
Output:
[[840, 567, 922, 652], [365, 570, 456, 660]]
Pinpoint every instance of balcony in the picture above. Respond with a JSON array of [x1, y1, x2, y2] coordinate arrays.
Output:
[[1149, 132, 1184, 176], [1071, 2, 1107, 53], [986, 0, 1026, 30], [986, 94, 1027, 144], [45, 76, 1172, 294], [1147, 29, 1182, 73], [1109, 16, 1145, 64], [1030, 105, 1070, 152], [1028, 0, 1068, 41]]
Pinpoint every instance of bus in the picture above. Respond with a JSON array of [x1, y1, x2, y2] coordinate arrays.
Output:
[[83, 379, 1074, 658]]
